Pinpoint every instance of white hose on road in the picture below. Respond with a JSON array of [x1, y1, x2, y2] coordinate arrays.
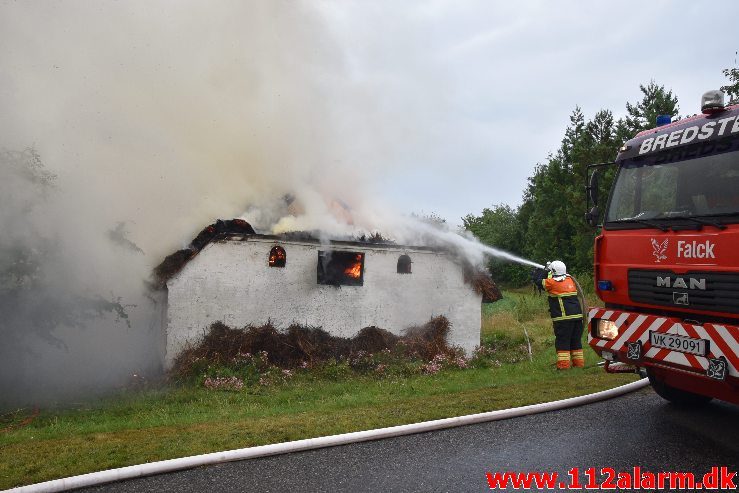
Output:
[[6, 379, 648, 493]]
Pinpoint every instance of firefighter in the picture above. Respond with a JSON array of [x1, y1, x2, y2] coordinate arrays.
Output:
[[534, 260, 584, 369]]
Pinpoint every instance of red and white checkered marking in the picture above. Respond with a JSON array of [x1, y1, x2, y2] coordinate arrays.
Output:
[[588, 308, 739, 378]]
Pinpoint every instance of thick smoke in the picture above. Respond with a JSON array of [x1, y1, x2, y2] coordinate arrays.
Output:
[[245, 191, 542, 269], [0, 1, 364, 407], [0, 148, 162, 407], [0, 1, 533, 407]]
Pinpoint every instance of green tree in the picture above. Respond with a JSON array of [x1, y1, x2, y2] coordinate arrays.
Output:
[[518, 107, 618, 275], [721, 52, 739, 103], [560, 107, 586, 164], [0, 149, 131, 348], [462, 204, 528, 284], [621, 81, 680, 139], [464, 81, 680, 286]]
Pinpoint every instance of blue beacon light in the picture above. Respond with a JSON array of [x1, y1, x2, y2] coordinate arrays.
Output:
[[656, 114, 672, 127]]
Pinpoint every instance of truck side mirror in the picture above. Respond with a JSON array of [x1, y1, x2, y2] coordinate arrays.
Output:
[[585, 206, 600, 228], [588, 170, 600, 206], [585, 162, 613, 228]]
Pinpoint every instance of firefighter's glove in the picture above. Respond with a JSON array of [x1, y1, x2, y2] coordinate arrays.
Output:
[[531, 267, 547, 286]]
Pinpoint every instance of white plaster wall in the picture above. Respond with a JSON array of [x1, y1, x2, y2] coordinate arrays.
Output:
[[165, 238, 481, 367]]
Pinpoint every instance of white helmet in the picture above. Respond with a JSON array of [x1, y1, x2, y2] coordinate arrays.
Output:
[[549, 260, 567, 278]]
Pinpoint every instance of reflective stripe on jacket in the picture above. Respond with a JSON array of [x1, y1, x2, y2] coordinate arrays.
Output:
[[541, 273, 583, 322]]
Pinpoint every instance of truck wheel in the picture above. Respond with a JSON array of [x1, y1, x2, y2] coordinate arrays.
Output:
[[646, 368, 712, 406]]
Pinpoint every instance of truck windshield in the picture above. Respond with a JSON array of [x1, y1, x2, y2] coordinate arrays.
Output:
[[606, 148, 739, 225]]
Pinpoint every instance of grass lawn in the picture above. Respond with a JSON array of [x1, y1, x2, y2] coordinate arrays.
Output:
[[0, 290, 634, 489]]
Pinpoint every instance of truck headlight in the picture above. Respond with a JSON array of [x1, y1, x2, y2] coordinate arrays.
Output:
[[595, 319, 619, 340]]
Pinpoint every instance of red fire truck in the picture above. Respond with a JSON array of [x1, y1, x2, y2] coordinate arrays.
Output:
[[586, 90, 739, 405]]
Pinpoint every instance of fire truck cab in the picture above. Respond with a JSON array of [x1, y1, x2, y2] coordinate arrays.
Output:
[[586, 90, 739, 405]]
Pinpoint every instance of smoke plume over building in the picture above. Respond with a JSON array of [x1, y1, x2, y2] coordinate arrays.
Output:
[[0, 1, 526, 407]]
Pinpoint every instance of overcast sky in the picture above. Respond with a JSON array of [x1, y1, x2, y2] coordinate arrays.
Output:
[[2, 0, 738, 234], [313, 0, 739, 224]]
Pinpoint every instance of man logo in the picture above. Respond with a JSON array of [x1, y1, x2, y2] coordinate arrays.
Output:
[[651, 238, 668, 263], [673, 292, 689, 305], [657, 276, 707, 290]]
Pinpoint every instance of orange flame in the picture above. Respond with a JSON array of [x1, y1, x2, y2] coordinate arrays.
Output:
[[344, 255, 362, 279], [269, 247, 286, 267]]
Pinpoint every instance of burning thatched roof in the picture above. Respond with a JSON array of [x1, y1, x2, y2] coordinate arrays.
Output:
[[151, 219, 255, 289], [151, 217, 502, 304], [463, 266, 502, 303], [273, 230, 393, 245], [151, 219, 405, 290]]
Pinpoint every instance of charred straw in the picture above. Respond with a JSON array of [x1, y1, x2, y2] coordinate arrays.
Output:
[[150, 219, 255, 289], [171, 316, 458, 378]]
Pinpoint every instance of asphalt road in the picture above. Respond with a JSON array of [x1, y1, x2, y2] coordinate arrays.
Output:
[[79, 387, 738, 492]]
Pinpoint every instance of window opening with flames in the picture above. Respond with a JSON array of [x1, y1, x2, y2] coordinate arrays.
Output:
[[317, 250, 365, 286], [268, 245, 286, 267]]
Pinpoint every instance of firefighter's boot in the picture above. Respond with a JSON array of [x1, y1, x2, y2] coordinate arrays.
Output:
[[571, 349, 585, 368], [556, 351, 571, 370]]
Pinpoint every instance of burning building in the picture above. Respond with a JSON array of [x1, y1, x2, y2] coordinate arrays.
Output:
[[154, 219, 501, 369]]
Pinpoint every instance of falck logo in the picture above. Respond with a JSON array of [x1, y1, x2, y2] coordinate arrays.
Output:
[[651, 238, 668, 263]]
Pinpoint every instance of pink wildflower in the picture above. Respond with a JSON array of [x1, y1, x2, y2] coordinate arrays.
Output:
[[203, 376, 244, 391]]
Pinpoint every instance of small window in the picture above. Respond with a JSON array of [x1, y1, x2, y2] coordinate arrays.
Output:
[[269, 246, 286, 267], [397, 254, 412, 274], [317, 251, 364, 286]]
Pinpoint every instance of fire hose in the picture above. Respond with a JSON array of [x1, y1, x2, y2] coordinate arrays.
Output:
[[9, 267, 647, 493], [570, 274, 587, 334], [6, 380, 648, 493]]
